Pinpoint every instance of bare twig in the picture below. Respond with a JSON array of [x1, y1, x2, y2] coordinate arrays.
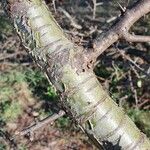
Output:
[[52, 0, 57, 13], [128, 71, 138, 108], [88, 0, 150, 62], [130, 65, 140, 78], [58, 7, 82, 30], [92, 0, 96, 19], [117, 2, 126, 13], [116, 48, 150, 77], [106, 16, 117, 23], [0, 51, 26, 61], [0, 130, 17, 149], [138, 99, 150, 109], [92, 0, 103, 19], [122, 32, 150, 43], [143, 105, 150, 110], [14, 110, 65, 137]]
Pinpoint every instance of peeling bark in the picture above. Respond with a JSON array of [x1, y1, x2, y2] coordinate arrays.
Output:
[[2, 0, 150, 149]]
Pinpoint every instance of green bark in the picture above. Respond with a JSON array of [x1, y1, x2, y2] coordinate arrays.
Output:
[[3, 0, 150, 149]]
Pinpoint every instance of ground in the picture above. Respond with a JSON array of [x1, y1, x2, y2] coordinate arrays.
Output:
[[0, 0, 150, 150]]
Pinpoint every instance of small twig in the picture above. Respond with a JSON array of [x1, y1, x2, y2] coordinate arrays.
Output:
[[128, 71, 138, 108], [138, 99, 150, 109], [0, 51, 26, 61], [119, 95, 128, 107], [52, 0, 57, 13], [106, 16, 117, 23], [143, 105, 150, 110], [122, 32, 150, 43], [0, 130, 17, 149], [0, 62, 32, 67], [92, 0, 103, 19], [130, 65, 140, 78], [117, 2, 126, 13], [58, 7, 82, 29], [64, 30, 86, 37], [96, 2, 103, 7], [92, 0, 96, 19], [116, 48, 150, 77], [14, 110, 65, 137]]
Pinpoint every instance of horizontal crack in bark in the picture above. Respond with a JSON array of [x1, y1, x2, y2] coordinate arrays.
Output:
[[77, 93, 108, 124], [64, 75, 95, 97], [34, 23, 51, 33], [126, 133, 146, 150], [85, 82, 99, 93], [101, 112, 126, 141]]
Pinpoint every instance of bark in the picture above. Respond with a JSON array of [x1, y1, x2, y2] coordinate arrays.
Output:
[[2, 0, 150, 149]]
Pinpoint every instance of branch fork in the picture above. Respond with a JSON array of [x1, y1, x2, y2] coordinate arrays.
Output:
[[89, 0, 150, 62]]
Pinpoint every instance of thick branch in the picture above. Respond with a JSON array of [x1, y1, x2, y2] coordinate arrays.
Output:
[[90, 0, 150, 61]]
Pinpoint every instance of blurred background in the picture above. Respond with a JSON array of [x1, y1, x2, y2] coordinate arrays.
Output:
[[0, 0, 150, 149]]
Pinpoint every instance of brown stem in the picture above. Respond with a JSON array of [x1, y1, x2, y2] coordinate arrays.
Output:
[[89, 0, 150, 61], [14, 110, 65, 137]]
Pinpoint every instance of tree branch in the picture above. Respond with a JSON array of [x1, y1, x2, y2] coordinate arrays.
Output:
[[14, 110, 65, 137], [89, 0, 150, 61], [122, 32, 150, 42]]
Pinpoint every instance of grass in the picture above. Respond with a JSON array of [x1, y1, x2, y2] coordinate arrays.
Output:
[[0, 15, 13, 36], [0, 67, 70, 128], [0, 71, 24, 123]]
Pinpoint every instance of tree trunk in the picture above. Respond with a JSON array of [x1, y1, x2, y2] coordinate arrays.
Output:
[[3, 0, 150, 149]]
